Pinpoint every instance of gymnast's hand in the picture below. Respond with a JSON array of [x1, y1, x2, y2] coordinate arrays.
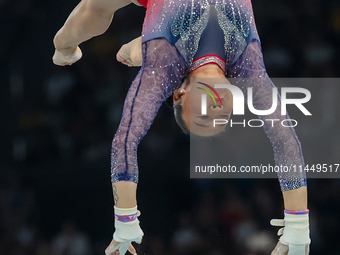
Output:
[[270, 211, 310, 255], [105, 239, 139, 255], [105, 206, 143, 255], [116, 36, 142, 67], [52, 46, 82, 66], [271, 241, 309, 255]]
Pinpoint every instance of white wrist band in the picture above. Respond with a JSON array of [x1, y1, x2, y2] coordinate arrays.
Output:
[[280, 212, 310, 246], [271, 211, 310, 250], [114, 206, 138, 216], [113, 206, 143, 243]]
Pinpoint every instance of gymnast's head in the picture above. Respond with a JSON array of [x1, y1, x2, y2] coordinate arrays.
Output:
[[173, 64, 233, 137]]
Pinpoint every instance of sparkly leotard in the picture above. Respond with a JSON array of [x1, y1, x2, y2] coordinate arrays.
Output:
[[189, 4, 227, 73], [111, 0, 307, 191]]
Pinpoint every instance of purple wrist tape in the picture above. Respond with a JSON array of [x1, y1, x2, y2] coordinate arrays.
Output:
[[284, 209, 309, 215], [115, 212, 138, 222]]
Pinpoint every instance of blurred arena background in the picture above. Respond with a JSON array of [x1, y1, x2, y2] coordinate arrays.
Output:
[[0, 0, 340, 254]]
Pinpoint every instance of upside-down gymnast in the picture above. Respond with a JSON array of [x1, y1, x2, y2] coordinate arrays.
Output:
[[52, 0, 310, 254]]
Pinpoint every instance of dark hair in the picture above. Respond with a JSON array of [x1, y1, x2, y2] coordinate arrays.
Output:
[[173, 75, 190, 135], [172, 77, 226, 138], [173, 101, 190, 135]]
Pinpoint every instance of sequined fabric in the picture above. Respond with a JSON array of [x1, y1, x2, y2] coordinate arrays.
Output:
[[189, 4, 227, 72], [113, 0, 307, 191], [142, 0, 257, 66], [111, 39, 186, 183], [227, 41, 307, 191], [190, 55, 226, 73]]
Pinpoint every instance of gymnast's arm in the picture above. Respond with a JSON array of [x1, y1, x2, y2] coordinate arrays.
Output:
[[53, 0, 133, 65], [228, 40, 307, 210], [228, 40, 309, 254]]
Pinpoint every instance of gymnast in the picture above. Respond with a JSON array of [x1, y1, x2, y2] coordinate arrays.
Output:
[[52, 0, 310, 254]]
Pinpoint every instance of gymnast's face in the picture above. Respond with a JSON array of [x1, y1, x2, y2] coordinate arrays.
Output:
[[173, 77, 233, 136]]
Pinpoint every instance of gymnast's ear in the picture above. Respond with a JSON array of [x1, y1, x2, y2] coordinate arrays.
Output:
[[173, 88, 186, 104], [173, 76, 189, 104]]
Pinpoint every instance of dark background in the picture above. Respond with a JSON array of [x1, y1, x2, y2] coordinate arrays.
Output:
[[0, 0, 339, 254]]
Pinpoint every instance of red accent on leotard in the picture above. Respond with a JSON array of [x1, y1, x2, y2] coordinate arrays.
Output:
[[189, 55, 226, 73], [137, 0, 148, 8]]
